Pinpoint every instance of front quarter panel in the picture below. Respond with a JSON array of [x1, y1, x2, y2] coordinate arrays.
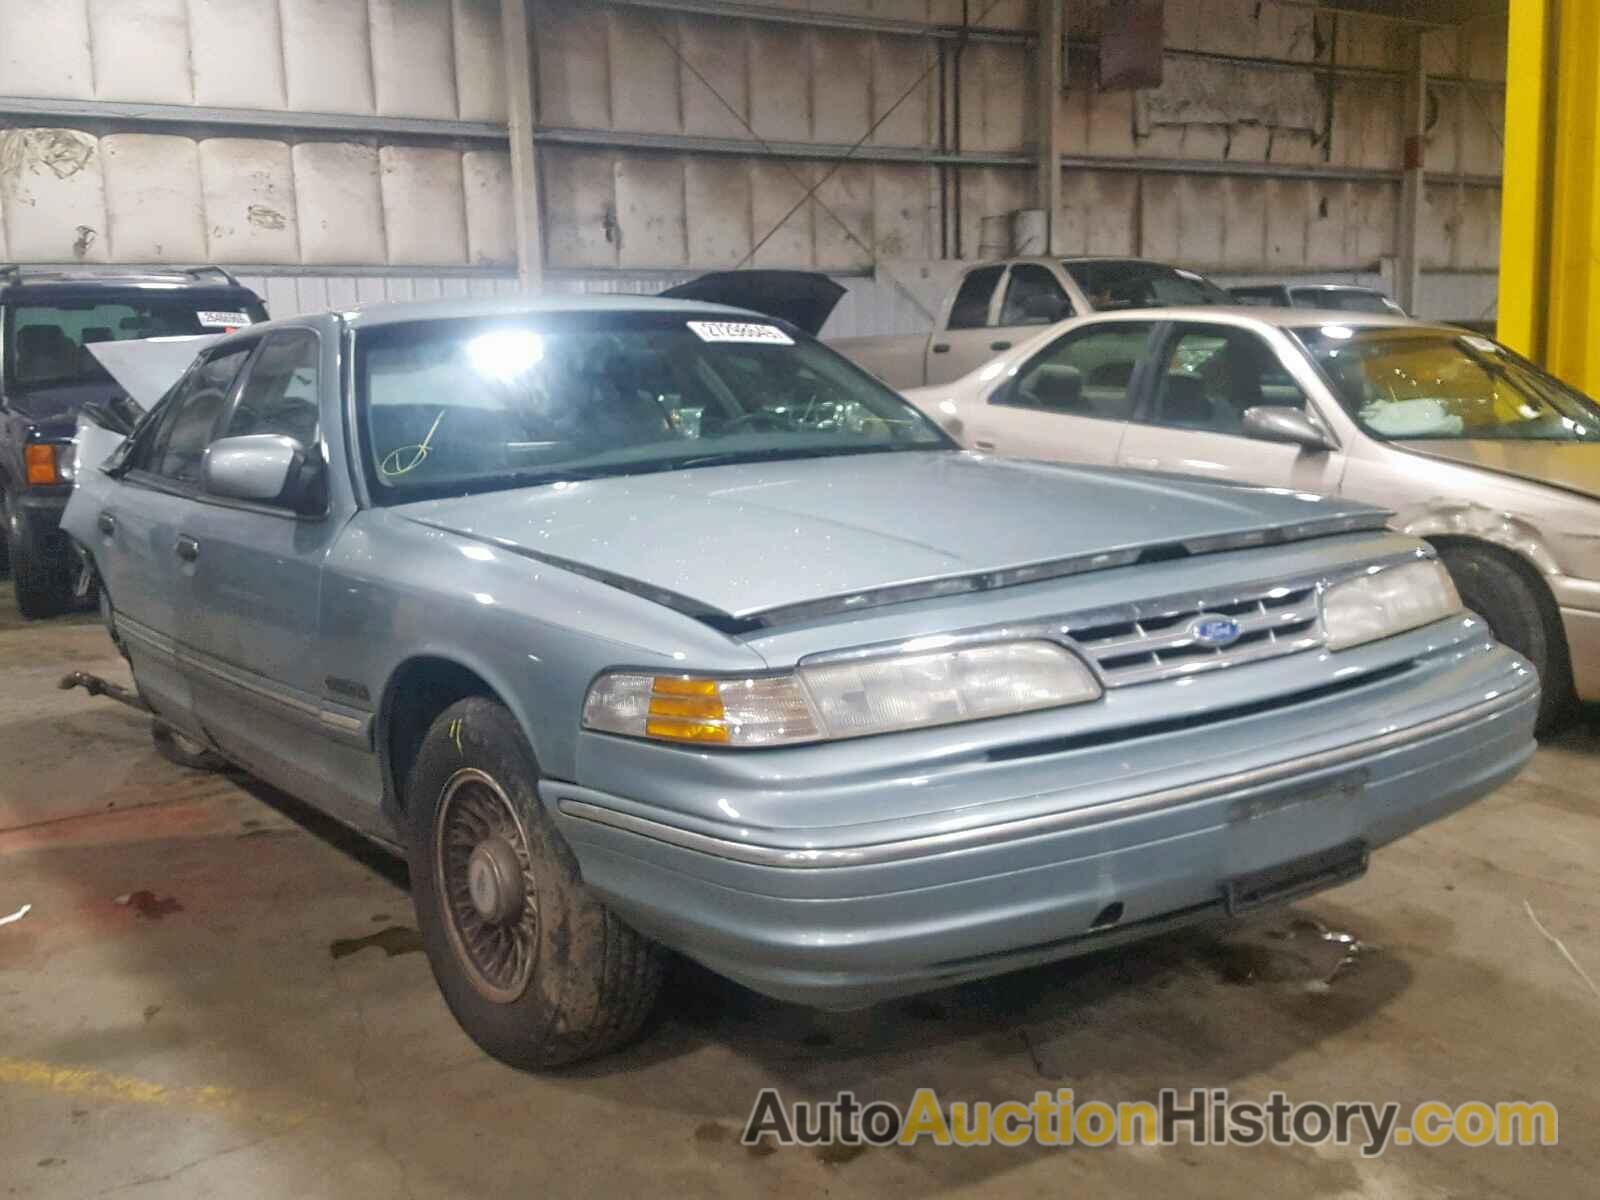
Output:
[[1344, 444, 1600, 580], [318, 508, 770, 785]]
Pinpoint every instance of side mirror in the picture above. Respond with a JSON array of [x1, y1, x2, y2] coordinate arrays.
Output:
[[1242, 406, 1335, 452], [202, 434, 325, 515]]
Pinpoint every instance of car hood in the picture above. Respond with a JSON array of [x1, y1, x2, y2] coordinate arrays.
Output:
[[393, 452, 1384, 626], [1395, 440, 1600, 503], [659, 271, 846, 335], [87, 335, 219, 410]]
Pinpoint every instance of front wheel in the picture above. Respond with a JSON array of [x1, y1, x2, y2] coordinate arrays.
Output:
[[407, 697, 665, 1068], [5, 491, 72, 619], [1438, 543, 1572, 733]]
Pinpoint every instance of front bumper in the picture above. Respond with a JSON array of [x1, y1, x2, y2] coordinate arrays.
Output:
[[549, 630, 1537, 1009], [11, 487, 72, 559]]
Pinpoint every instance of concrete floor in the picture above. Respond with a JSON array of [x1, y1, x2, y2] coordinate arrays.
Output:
[[1, 593, 1596, 1199]]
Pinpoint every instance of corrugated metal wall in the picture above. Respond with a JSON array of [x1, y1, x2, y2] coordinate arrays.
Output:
[[0, 0, 1505, 327]]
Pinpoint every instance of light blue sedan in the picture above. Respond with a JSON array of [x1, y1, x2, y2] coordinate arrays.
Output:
[[63, 296, 1536, 1068]]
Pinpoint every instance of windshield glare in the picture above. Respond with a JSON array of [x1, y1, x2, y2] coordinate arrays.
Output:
[[357, 312, 952, 500], [4, 298, 264, 390], [1063, 261, 1232, 310], [1296, 326, 1600, 442]]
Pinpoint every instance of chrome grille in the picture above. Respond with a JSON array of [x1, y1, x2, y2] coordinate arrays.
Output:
[[1069, 584, 1324, 687]]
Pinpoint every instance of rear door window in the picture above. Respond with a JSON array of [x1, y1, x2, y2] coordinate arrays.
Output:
[[946, 266, 1005, 329], [1000, 323, 1157, 419], [1063, 261, 1232, 310]]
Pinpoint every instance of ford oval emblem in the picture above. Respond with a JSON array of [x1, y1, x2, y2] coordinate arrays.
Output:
[[1191, 614, 1241, 648]]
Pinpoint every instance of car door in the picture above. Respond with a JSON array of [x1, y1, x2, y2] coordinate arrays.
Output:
[[927, 265, 1008, 385], [178, 326, 371, 826], [966, 321, 1159, 466], [1117, 321, 1347, 492], [85, 342, 255, 731]]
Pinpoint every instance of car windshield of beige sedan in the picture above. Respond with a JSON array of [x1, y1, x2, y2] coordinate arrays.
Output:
[[356, 311, 951, 500], [1297, 325, 1600, 442]]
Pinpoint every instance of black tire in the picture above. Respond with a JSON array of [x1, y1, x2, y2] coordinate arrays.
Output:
[[406, 697, 665, 1069], [151, 720, 230, 771], [1438, 542, 1572, 733], [5, 490, 71, 619]]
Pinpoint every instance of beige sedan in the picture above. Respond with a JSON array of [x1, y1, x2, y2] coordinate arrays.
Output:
[[906, 307, 1600, 729]]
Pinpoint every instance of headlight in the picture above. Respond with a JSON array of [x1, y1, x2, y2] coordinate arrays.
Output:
[[582, 640, 1102, 747], [1321, 559, 1462, 651]]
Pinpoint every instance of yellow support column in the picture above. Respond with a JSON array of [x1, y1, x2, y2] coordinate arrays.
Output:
[[1497, 0, 1551, 358], [1500, 0, 1600, 395]]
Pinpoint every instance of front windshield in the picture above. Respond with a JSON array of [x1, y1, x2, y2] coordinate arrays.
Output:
[[1063, 261, 1232, 310], [356, 311, 953, 501], [1296, 325, 1600, 442], [3, 296, 265, 390]]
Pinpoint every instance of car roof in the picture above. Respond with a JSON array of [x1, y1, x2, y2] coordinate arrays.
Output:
[[991, 255, 1192, 269], [1287, 283, 1390, 295], [337, 293, 759, 329], [0, 265, 258, 296], [1068, 305, 1430, 331]]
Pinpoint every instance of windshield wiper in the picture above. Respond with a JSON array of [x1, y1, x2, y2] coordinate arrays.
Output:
[[670, 443, 920, 471]]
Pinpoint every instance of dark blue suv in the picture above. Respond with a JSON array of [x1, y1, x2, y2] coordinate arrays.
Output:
[[0, 266, 267, 617]]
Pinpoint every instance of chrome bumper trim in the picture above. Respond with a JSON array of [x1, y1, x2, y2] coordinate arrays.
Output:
[[556, 685, 1535, 868]]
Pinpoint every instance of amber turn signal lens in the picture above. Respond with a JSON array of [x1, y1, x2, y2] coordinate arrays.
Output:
[[24, 444, 60, 485], [644, 676, 729, 742]]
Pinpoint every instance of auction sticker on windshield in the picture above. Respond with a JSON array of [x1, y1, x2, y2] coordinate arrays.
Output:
[[687, 321, 794, 345], [197, 310, 253, 329]]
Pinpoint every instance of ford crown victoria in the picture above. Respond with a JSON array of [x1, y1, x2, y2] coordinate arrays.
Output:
[[62, 297, 1536, 1067]]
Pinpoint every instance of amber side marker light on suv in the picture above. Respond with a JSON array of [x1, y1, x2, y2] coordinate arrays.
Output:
[[24, 443, 72, 486]]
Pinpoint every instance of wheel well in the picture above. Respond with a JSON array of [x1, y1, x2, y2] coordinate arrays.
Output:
[[1425, 534, 1569, 646], [381, 657, 500, 814], [1426, 534, 1557, 608]]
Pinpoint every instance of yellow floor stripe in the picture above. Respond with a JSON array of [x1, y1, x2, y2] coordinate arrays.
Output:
[[0, 1057, 306, 1128]]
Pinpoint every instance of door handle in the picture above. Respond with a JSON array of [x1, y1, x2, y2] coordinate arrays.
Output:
[[931, 343, 951, 354], [97, 512, 116, 536], [175, 535, 200, 563], [974, 439, 997, 451], [1123, 456, 1159, 470], [989, 340, 1012, 351]]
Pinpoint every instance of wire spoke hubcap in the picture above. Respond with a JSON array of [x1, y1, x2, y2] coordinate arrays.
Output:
[[434, 768, 539, 1004]]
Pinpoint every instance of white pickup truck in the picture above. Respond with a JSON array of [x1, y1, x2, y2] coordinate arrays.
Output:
[[829, 257, 1233, 390]]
